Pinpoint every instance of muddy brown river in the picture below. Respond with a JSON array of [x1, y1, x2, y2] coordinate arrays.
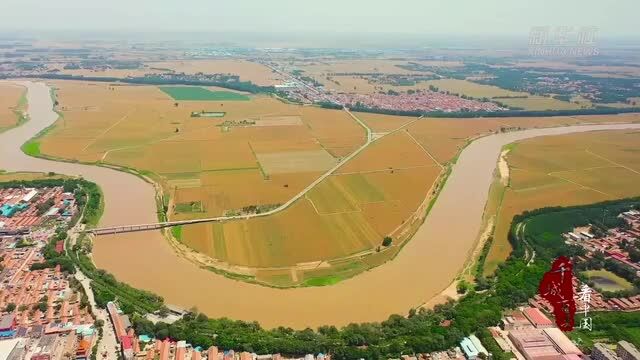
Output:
[[2, 81, 640, 328]]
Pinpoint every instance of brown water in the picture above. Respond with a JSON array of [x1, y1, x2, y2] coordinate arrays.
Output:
[[3, 81, 640, 329]]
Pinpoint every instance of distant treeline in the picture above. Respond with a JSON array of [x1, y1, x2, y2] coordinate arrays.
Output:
[[14, 73, 275, 94], [317, 101, 640, 118]]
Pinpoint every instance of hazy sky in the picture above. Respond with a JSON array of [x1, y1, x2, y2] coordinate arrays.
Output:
[[1, 0, 638, 37]]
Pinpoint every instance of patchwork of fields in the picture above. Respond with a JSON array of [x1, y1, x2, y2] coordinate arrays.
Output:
[[57, 59, 283, 86], [38, 81, 365, 224], [484, 129, 640, 274], [33, 80, 640, 286], [181, 130, 441, 282], [0, 83, 26, 131]]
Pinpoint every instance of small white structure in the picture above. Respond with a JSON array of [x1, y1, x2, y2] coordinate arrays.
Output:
[[568, 232, 582, 241], [22, 189, 38, 202]]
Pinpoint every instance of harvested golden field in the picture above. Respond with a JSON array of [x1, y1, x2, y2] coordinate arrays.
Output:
[[300, 106, 366, 157], [0, 83, 26, 130], [178, 128, 440, 278], [318, 75, 436, 95], [256, 150, 337, 175], [354, 112, 416, 133], [337, 131, 435, 173], [425, 79, 523, 98], [36, 81, 640, 287], [484, 129, 640, 274], [183, 199, 381, 268], [37, 80, 364, 222], [407, 114, 640, 165]]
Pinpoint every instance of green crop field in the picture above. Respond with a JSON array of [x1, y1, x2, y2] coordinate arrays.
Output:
[[160, 86, 250, 101]]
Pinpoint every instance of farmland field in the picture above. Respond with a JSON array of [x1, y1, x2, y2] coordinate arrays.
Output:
[[32, 80, 640, 286], [0, 83, 26, 131], [148, 59, 283, 86], [160, 86, 250, 101], [425, 79, 523, 98], [57, 59, 283, 86], [180, 130, 441, 279], [37, 81, 364, 224], [484, 129, 640, 274]]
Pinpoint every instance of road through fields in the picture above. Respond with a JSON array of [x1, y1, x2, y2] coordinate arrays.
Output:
[[2, 81, 640, 328]]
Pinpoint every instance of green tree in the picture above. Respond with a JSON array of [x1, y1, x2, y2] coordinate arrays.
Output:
[[382, 236, 392, 247], [457, 280, 469, 294]]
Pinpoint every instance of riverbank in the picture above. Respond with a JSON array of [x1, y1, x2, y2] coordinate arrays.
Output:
[[4, 80, 640, 328]]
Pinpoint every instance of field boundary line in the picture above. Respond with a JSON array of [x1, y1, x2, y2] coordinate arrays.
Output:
[[547, 173, 612, 197], [335, 164, 438, 176], [584, 148, 640, 175], [405, 128, 444, 169], [81, 108, 135, 152], [304, 194, 322, 215]]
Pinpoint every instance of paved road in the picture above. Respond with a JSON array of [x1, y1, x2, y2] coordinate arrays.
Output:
[[69, 225, 119, 360]]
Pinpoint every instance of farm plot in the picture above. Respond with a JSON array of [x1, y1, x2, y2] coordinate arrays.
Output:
[[160, 86, 250, 101], [0, 83, 26, 131], [338, 130, 436, 173], [147, 59, 283, 86], [406, 114, 638, 165], [37, 81, 366, 224], [355, 112, 416, 133], [300, 106, 366, 157], [179, 127, 441, 274], [256, 149, 337, 175], [484, 129, 640, 275]]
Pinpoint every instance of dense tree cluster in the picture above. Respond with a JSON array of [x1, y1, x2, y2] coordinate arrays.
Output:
[[21, 74, 275, 95]]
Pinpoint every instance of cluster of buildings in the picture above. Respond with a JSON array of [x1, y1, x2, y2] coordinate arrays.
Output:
[[141, 342, 330, 360], [527, 209, 640, 312], [530, 276, 640, 313], [490, 307, 583, 360], [393, 348, 466, 360], [592, 341, 640, 360], [0, 187, 77, 236], [565, 210, 640, 272], [0, 329, 96, 360], [332, 90, 503, 113], [0, 186, 96, 359], [107, 301, 330, 360], [460, 335, 489, 360]]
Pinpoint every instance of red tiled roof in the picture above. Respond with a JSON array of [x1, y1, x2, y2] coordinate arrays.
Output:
[[523, 307, 553, 326]]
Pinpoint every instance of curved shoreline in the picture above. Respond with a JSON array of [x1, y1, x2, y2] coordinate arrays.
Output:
[[3, 81, 640, 329]]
